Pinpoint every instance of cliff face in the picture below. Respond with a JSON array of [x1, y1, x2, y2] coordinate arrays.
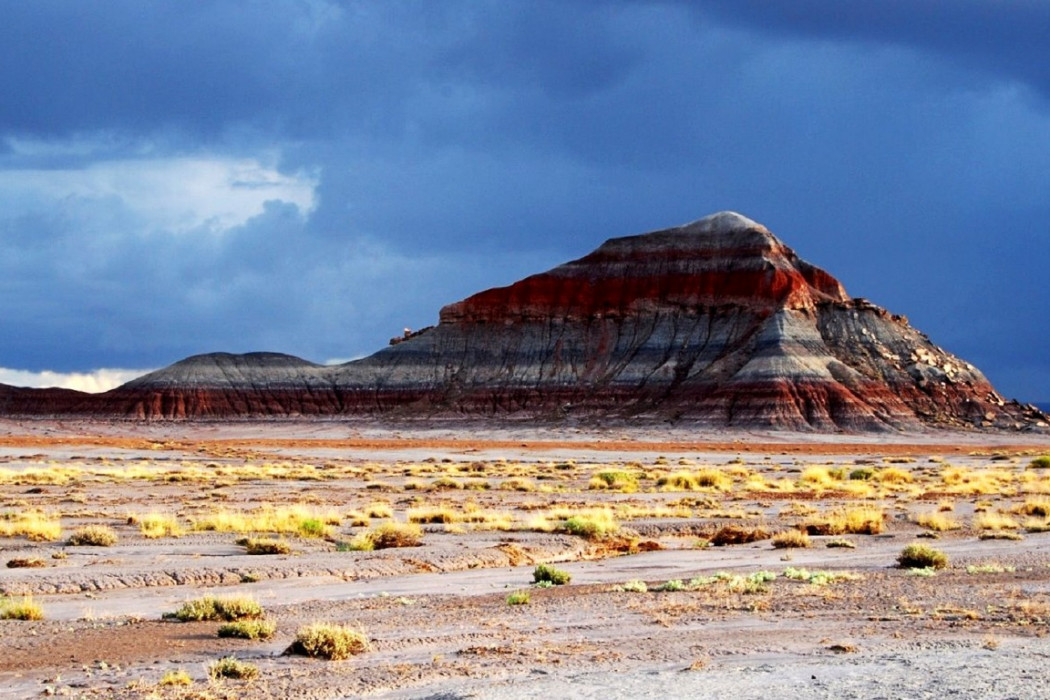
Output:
[[4, 212, 1046, 431]]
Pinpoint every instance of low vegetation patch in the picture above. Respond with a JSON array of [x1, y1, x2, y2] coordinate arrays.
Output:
[[347, 521, 423, 550], [588, 469, 639, 492], [6, 557, 46, 568], [0, 511, 62, 542], [533, 563, 571, 586], [560, 509, 619, 539], [130, 512, 183, 539], [616, 579, 648, 593], [208, 657, 258, 680], [805, 506, 884, 536], [243, 538, 292, 555], [1028, 456, 1050, 470], [0, 595, 44, 620], [772, 529, 811, 548], [165, 596, 264, 622], [710, 524, 770, 546], [916, 512, 962, 532], [506, 590, 531, 605], [68, 524, 118, 546], [783, 567, 861, 585], [158, 670, 192, 687], [897, 543, 949, 570], [217, 619, 277, 640], [289, 622, 370, 659]]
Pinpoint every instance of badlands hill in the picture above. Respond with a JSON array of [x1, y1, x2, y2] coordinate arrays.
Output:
[[1, 212, 1046, 432]]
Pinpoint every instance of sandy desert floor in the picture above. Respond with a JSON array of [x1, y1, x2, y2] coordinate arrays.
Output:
[[2, 419, 1050, 699]]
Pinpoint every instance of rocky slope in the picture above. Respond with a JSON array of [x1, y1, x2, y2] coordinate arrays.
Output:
[[3, 212, 1046, 431]]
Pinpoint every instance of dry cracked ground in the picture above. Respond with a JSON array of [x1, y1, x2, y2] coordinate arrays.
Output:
[[2, 419, 1050, 699]]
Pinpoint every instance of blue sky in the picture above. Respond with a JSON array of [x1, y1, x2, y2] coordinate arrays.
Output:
[[1, 1, 1047, 401]]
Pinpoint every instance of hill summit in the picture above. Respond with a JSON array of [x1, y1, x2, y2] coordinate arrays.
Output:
[[2, 212, 1046, 431]]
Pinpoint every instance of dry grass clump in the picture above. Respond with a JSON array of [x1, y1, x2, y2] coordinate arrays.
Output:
[[799, 466, 842, 488], [364, 502, 393, 518], [68, 524, 118, 546], [348, 521, 423, 550], [499, 477, 537, 492], [710, 524, 770, 546], [874, 467, 914, 484], [898, 543, 949, 570], [208, 656, 258, 680], [1028, 456, 1050, 470], [0, 595, 44, 620], [588, 470, 639, 492], [657, 469, 731, 491], [217, 618, 277, 640], [0, 511, 62, 542], [1015, 498, 1050, 518], [974, 512, 1020, 531], [243, 538, 292, 555], [289, 622, 369, 659], [940, 467, 1014, 496], [129, 512, 183, 539], [506, 590, 531, 605], [533, 563, 571, 585], [805, 506, 884, 535], [771, 529, 811, 548], [915, 512, 962, 531], [158, 670, 192, 686], [6, 557, 47, 568], [165, 596, 264, 622], [190, 505, 335, 538], [559, 509, 619, 539]]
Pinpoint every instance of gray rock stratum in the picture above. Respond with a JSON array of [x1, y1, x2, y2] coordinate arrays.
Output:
[[2, 212, 1045, 431]]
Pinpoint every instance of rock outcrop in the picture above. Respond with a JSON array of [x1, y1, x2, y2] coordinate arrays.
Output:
[[3, 212, 1046, 431]]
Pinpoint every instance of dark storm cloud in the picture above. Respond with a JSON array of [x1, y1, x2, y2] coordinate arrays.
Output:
[[697, 0, 1050, 95], [0, 1, 1047, 400]]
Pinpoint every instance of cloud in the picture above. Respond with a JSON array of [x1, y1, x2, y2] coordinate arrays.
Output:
[[0, 367, 151, 393], [0, 147, 317, 233]]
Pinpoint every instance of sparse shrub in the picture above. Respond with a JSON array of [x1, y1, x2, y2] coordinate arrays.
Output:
[[974, 512, 1020, 531], [848, 467, 874, 481], [349, 521, 423, 550], [165, 596, 263, 622], [132, 512, 183, 539], [898, 543, 949, 570], [657, 471, 700, 491], [655, 579, 686, 592], [289, 622, 369, 659], [561, 510, 619, 539], [1016, 499, 1050, 518], [506, 590, 531, 606], [1028, 456, 1050, 470], [244, 538, 292, 555], [68, 525, 117, 546], [6, 557, 46, 568], [0, 510, 62, 541], [825, 539, 856, 549], [0, 595, 44, 620], [589, 470, 639, 492], [618, 579, 648, 593], [159, 669, 192, 686], [966, 563, 1015, 574], [499, 477, 536, 492], [875, 467, 913, 484], [772, 529, 811, 549], [218, 619, 277, 640], [916, 512, 961, 531], [298, 518, 328, 538], [805, 506, 884, 536], [710, 524, 770, 546], [533, 563, 571, 586], [208, 657, 258, 680]]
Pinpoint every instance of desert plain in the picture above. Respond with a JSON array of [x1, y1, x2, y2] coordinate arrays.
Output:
[[2, 419, 1050, 699]]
